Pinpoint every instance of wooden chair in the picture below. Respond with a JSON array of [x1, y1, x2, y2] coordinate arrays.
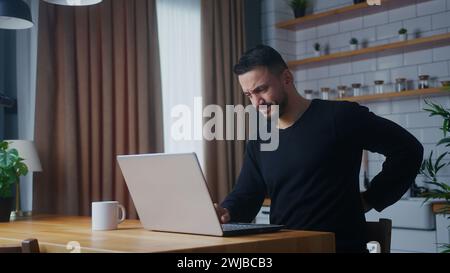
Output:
[[366, 218, 392, 253], [0, 238, 40, 253]]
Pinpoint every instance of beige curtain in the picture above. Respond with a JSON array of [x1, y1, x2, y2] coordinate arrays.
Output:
[[201, 0, 247, 203], [34, 0, 164, 218]]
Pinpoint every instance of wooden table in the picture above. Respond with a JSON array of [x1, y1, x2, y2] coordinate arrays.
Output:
[[0, 216, 335, 253]]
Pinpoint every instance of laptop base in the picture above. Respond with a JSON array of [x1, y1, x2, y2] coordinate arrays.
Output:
[[221, 223, 285, 236]]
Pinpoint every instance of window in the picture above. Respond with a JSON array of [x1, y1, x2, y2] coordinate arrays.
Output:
[[156, 0, 204, 167]]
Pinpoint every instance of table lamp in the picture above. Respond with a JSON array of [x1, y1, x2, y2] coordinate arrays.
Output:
[[7, 140, 42, 219]]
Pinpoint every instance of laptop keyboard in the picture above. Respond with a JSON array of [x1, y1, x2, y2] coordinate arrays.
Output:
[[222, 223, 273, 232]]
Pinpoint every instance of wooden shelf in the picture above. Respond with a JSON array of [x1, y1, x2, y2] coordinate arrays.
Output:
[[336, 88, 448, 103], [276, 0, 417, 30], [277, 2, 374, 30], [288, 33, 450, 69]]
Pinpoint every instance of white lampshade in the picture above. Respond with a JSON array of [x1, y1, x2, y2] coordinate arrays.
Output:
[[0, 0, 34, 30], [7, 140, 42, 172], [43, 0, 102, 6]]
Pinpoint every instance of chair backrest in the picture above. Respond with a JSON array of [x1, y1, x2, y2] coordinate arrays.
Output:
[[366, 218, 392, 253], [0, 238, 40, 253]]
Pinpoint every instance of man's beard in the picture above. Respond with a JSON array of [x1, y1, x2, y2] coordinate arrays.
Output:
[[263, 90, 288, 121]]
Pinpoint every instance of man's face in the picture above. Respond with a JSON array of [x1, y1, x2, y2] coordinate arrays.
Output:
[[238, 66, 289, 118]]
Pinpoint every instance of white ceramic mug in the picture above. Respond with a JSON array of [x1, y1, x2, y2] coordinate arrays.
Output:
[[92, 201, 126, 231]]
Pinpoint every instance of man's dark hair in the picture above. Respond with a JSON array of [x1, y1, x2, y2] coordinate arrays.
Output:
[[233, 45, 288, 76]]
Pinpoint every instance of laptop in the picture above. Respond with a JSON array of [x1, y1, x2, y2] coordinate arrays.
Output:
[[117, 153, 284, 236]]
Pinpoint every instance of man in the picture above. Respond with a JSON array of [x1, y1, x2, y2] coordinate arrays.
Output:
[[214, 45, 423, 252]]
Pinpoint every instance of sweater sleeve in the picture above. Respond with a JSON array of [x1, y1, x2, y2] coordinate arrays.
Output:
[[221, 141, 267, 222], [335, 102, 424, 212]]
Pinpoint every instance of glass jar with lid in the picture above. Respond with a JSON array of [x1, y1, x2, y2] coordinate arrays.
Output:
[[304, 90, 313, 100], [337, 85, 347, 99], [395, 78, 407, 92], [374, 80, 384, 94], [351, 83, 362, 96], [321, 87, 330, 100], [418, 75, 430, 89]]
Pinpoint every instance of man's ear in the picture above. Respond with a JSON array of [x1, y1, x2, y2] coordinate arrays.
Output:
[[282, 69, 293, 85]]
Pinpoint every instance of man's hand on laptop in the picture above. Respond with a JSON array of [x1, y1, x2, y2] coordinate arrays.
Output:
[[214, 203, 230, 224]]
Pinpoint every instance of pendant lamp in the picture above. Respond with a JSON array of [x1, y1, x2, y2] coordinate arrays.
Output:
[[0, 0, 33, 30], [42, 0, 102, 6]]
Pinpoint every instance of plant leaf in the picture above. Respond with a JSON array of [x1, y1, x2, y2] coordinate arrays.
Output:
[[0, 151, 10, 168], [438, 137, 450, 147], [0, 141, 8, 151], [16, 162, 28, 176], [434, 152, 448, 174], [425, 181, 449, 191], [443, 118, 450, 137]]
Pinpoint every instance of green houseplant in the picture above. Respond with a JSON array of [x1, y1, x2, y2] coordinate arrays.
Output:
[[0, 140, 28, 222], [420, 88, 450, 253], [289, 0, 308, 18], [349, 37, 358, 50], [398, 28, 408, 41], [313, 42, 321, 56]]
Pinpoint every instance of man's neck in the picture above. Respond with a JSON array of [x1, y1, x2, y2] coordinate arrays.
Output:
[[278, 92, 311, 129]]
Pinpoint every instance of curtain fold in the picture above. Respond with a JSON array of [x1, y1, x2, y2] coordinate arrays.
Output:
[[201, 0, 247, 203], [34, 0, 164, 218]]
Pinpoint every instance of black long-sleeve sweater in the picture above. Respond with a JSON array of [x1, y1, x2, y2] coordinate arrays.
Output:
[[221, 99, 424, 252]]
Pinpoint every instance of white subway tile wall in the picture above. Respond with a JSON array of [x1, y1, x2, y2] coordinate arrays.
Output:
[[313, 0, 349, 11], [329, 32, 353, 49], [391, 65, 419, 84], [339, 17, 364, 32], [351, 27, 377, 44], [318, 22, 340, 38], [296, 28, 317, 42], [419, 61, 449, 77], [377, 51, 404, 70], [417, 0, 446, 16], [403, 49, 433, 66], [406, 111, 443, 128], [433, 45, 450, 61], [352, 54, 377, 72], [296, 41, 307, 56], [431, 11, 450, 29], [318, 76, 342, 90], [403, 16, 432, 34], [391, 98, 420, 113], [329, 62, 352, 77], [340, 73, 365, 86], [364, 11, 389, 28], [364, 101, 392, 115], [383, 113, 408, 127], [260, 0, 450, 201], [388, 5, 417, 23], [376, 21, 403, 40]]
